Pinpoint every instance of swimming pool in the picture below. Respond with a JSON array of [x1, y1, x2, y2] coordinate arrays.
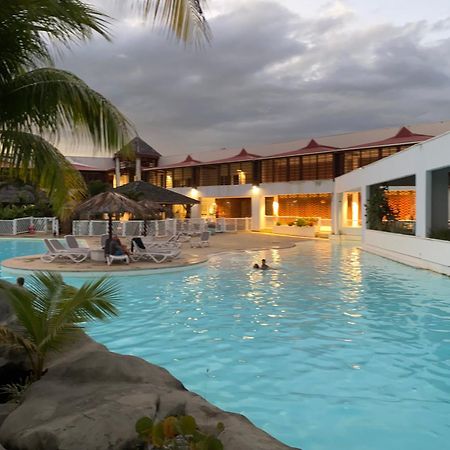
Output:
[[1, 239, 449, 450]]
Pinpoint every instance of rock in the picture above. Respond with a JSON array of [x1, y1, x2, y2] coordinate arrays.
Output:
[[0, 333, 298, 450]]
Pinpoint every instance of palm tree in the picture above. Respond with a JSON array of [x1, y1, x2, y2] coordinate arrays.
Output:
[[0, 272, 120, 381], [0, 1, 134, 216], [0, 1, 209, 216]]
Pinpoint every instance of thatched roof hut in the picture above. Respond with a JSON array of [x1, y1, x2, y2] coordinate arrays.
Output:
[[113, 181, 199, 205]]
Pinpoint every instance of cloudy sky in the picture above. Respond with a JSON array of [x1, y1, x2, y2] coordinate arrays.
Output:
[[58, 0, 450, 156]]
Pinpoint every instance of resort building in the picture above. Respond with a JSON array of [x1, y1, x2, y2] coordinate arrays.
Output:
[[68, 120, 450, 242]]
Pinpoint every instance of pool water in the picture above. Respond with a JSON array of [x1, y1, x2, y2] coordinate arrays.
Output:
[[1, 239, 449, 450]]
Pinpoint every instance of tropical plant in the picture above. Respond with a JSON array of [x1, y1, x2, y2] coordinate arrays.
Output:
[[295, 217, 318, 227], [0, 1, 209, 217], [136, 415, 224, 450], [0, 1, 134, 216], [365, 186, 398, 231], [0, 272, 119, 381], [429, 228, 450, 241]]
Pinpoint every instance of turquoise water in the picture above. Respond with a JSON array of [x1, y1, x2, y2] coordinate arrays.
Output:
[[1, 239, 450, 450]]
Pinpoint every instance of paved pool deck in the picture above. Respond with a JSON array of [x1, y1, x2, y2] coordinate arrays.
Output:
[[1, 232, 308, 276]]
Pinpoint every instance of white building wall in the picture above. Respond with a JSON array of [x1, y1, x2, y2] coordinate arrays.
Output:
[[335, 132, 450, 275]]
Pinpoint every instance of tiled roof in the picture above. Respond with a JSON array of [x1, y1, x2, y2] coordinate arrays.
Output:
[[342, 127, 433, 151], [148, 154, 202, 170], [272, 139, 338, 157], [120, 137, 161, 158], [208, 149, 260, 164]]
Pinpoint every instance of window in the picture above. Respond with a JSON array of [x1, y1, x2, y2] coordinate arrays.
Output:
[[173, 168, 183, 187], [199, 165, 219, 186], [289, 157, 301, 181], [301, 155, 317, 180], [317, 154, 333, 179], [261, 160, 274, 183], [273, 158, 288, 182], [344, 151, 361, 173], [360, 149, 380, 167], [219, 164, 230, 185], [265, 197, 274, 215]]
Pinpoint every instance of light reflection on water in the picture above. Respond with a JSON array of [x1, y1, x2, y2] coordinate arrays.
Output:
[[1, 239, 449, 450]]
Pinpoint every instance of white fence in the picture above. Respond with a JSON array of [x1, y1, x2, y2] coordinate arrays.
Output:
[[0, 217, 59, 236], [72, 218, 252, 236]]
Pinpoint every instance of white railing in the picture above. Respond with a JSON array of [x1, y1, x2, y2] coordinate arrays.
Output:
[[0, 217, 59, 235], [72, 218, 252, 236]]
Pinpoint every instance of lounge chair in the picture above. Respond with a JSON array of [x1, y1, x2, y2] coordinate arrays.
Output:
[[41, 239, 89, 263], [190, 231, 210, 248], [104, 236, 129, 266], [130, 237, 181, 263], [64, 235, 90, 253]]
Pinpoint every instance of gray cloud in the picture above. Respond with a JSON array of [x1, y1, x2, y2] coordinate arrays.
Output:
[[57, 1, 450, 155]]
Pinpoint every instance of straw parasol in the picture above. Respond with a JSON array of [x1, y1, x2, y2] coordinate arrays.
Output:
[[138, 199, 163, 236], [113, 180, 199, 205], [75, 191, 147, 239]]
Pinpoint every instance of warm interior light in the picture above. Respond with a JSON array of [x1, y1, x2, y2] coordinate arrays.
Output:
[[273, 201, 279, 216], [351, 193, 359, 227]]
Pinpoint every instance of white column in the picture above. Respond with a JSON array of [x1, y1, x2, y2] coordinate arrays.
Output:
[[189, 188, 201, 218], [341, 192, 348, 228], [360, 185, 369, 240], [115, 157, 121, 187], [135, 157, 141, 181], [351, 192, 359, 227], [251, 187, 264, 230], [331, 192, 340, 235], [416, 170, 431, 237]]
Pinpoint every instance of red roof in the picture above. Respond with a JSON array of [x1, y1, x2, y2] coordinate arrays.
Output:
[[146, 154, 203, 170], [273, 139, 338, 157], [343, 127, 433, 150], [208, 148, 260, 164]]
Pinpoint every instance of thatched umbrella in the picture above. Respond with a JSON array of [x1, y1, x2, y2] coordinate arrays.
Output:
[[138, 199, 163, 236], [75, 191, 147, 239], [113, 180, 199, 205]]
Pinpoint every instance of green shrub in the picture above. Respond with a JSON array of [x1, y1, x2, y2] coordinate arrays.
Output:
[[135, 415, 224, 450], [295, 217, 318, 227], [429, 228, 450, 241]]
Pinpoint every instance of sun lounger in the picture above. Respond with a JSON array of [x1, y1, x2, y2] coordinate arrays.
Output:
[[130, 237, 181, 263], [41, 239, 89, 263], [64, 235, 90, 253], [106, 254, 129, 266], [190, 231, 210, 248]]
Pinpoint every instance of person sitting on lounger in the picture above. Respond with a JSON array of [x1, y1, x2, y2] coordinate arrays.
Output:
[[107, 235, 130, 257]]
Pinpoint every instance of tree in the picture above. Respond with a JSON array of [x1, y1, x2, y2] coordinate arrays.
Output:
[[365, 186, 398, 231], [0, 1, 135, 216], [0, 1, 208, 216], [0, 272, 120, 380]]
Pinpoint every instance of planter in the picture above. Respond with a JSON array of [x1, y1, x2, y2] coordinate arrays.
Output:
[[273, 224, 318, 237]]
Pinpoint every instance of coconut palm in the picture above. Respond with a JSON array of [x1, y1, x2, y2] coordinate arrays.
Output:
[[0, 1, 208, 216], [0, 1, 134, 216], [0, 272, 120, 380]]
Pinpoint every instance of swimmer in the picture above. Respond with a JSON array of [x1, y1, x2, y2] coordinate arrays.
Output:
[[261, 259, 269, 270], [253, 263, 260, 269]]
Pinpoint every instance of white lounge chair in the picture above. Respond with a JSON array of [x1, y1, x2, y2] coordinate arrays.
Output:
[[190, 231, 210, 248], [103, 236, 130, 266], [130, 238, 181, 263], [41, 239, 89, 263], [64, 235, 90, 253], [106, 254, 129, 266]]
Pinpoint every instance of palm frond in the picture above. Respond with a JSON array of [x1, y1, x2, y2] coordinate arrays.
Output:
[[0, 130, 87, 216], [141, 0, 211, 44], [1, 68, 133, 150], [0, 326, 37, 356], [0, 0, 111, 81]]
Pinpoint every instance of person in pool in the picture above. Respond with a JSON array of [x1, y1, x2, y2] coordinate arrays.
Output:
[[261, 259, 270, 270], [253, 263, 260, 269]]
